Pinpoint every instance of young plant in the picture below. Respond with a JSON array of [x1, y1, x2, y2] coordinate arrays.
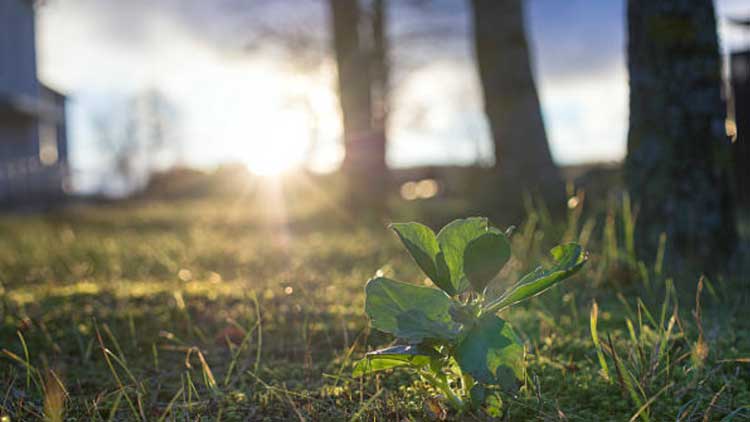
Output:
[[353, 217, 588, 414]]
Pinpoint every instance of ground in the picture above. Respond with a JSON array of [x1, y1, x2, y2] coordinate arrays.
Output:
[[0, 190, 748, 421]]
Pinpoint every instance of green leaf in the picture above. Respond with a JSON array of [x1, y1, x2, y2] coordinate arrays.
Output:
[[484, 392, 504, 418], [389, 222, 453, 294], [469, 385, 505, 417], [352, 345, 438, 376], [469, 384, 486, 409], [436, 217, 489, 294], [455, 315, 523, 389], [484, 243, 588, 314], [464, 230, 511, 292], [364, 277, 461, 343]]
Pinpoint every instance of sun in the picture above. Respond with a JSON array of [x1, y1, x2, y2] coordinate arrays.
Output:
[[245, 141, 301, 176], [243, 111, 310, 176]]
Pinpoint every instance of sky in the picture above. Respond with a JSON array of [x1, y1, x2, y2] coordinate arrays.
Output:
[[34, 0, 750, 193]]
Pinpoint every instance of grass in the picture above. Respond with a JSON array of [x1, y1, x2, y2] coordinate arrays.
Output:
[[0, 186, 748, 421]]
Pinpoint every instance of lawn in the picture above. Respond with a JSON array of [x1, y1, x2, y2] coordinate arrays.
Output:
[[0, 192, 748, 421]]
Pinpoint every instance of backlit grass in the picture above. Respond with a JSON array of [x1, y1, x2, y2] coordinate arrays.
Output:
[[0, 192, 748, 420]]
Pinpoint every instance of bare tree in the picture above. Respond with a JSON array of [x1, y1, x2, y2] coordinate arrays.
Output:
[[92, 89, 180, 195], [92, 105, 139, 195]]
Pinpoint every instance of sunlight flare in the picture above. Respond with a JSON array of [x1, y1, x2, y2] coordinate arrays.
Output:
[[242, 111, 310, 176]]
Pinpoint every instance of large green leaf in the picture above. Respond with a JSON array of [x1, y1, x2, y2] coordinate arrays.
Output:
[[389, 222, 453, 294], [436, 217, 489, 294], [464, 230, 511, 292], [364, 277, 461, 343], [484, 243, 588, 314], [352, 345, 438, 376], [455, 315, 523, 389]]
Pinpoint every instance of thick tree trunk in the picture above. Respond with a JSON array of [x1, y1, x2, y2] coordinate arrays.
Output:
[[730, 51, 750, 212], [626, 0, 737, 271], [329, 0, 387, 210], [470, 0, 563, 209]]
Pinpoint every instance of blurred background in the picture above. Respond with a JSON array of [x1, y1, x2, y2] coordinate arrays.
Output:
[[0, 0, 739, 185]]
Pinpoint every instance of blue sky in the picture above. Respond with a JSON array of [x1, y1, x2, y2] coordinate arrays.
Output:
[[34, 0, 749, 192]]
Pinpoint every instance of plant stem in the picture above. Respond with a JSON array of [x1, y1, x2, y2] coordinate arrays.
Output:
[[421, 371, 465, 410], [461, 371, 474, 398]]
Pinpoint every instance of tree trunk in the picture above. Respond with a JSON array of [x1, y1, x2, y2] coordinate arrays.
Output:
[[626, 0, 737, 271], [470, 0, 563, 211], [329, 0, 387, 211], [371, 0, 389, 130], [730, 50, 750, 213]]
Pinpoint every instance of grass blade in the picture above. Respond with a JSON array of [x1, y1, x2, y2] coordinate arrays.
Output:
[[629, 383, 672, 422], [590, 301, 610, 382], [349, 389, 384, 422], [157, 386, 185, 422]]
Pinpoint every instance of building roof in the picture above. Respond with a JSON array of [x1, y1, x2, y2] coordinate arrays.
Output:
[[0, 91, 64, 122]]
